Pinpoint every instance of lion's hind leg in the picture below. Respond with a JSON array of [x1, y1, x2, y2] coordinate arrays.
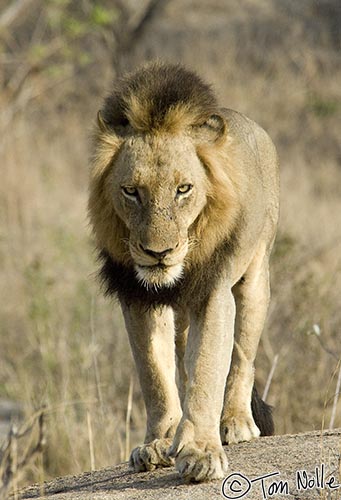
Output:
[[221, 243, 274, 445]]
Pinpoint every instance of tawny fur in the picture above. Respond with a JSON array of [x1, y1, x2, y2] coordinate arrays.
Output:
[[88, 61, 279, 482], [89, 62, 243, 268]]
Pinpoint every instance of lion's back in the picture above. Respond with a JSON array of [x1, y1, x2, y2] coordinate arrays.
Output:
[[220, 108, 280, 260], [223, 107, 279, 199]]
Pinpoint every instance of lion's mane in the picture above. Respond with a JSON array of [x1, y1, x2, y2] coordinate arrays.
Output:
[[89, 62, 243, 307]]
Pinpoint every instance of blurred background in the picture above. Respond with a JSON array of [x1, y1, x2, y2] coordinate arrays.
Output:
[[0, 0, 340, 489]]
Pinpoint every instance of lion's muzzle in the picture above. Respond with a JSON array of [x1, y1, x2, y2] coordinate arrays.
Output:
[[129, 240, 188, 289]]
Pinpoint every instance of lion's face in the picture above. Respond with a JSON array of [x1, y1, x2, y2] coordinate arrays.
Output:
[[108, 133, 209, 288]]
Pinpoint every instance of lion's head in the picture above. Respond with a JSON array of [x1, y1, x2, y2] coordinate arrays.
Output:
[[89, 63, 241, 290]]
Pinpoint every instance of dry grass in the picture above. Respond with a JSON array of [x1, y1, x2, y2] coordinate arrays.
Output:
[[0, 0, 341, 491], [0, 408, 46, 497], [0, 113, 145, 483]]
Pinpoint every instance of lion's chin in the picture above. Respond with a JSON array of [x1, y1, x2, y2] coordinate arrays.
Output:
[[135, 263, 183, 289]]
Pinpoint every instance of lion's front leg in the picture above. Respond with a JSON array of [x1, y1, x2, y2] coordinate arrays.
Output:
[[121, 302, 182, 471], [169, 282, 235, 481], [174, 306, 190, 409]]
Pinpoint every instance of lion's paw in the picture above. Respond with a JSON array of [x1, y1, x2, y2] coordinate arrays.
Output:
[[170, 441, 228, 481], [129, 438, 174, 472], [221, 414, 260, 445]]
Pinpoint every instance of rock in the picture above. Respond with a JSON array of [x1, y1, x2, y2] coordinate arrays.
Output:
[[18, 429, 341, 500]]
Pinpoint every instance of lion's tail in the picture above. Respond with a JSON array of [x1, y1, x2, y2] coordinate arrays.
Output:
[[251, 386, 274, 436]]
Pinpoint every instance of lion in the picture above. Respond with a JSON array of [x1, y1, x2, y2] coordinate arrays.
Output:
[[88, 62, 279, 482]]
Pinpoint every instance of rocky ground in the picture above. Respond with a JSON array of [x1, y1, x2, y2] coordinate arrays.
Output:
[[18, 429, 341, 500]]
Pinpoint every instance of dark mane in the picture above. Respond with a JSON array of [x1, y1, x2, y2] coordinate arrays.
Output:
[[98, 236, 237, 310], [101, 62, 220, 133]]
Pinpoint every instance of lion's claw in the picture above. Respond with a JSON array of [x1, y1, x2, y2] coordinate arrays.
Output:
[[129, 438, 174, 472], [174, 442, 228, 481]]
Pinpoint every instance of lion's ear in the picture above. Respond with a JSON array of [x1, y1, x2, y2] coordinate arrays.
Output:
[[97, 110, 111, 133], [93, 111, 122, 166], [97, 110, 132, 138], [191, 114, 227, 144]]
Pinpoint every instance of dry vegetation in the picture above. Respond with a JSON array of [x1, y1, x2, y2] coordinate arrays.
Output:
[[0, 0, 341, 492]]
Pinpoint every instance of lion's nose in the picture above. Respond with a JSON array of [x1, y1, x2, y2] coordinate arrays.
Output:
[[140, 245, 174, 261]]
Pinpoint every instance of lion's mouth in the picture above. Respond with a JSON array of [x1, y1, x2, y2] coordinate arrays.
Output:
[[139, 263, 167, 270]]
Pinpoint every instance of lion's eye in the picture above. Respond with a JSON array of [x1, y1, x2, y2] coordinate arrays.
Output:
[[177, 184, 193, 196], [122, 186, 138, 198]]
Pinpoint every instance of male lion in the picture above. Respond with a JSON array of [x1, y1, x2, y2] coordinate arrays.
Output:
[[88, 62, 279, 482]]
